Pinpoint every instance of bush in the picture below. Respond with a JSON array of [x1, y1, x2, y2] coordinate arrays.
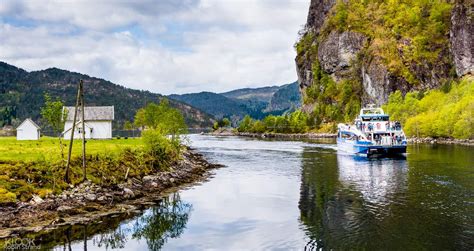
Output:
[[142, 129, 180, 169], [384, 77, 473, 139], [213, 118, 232, 130], [238, 110, 311, 134], [238, 115, 254, 132]]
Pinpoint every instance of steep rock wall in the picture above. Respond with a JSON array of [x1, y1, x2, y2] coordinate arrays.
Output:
[[296, 0, 470, 111], [318, 31, 366, 81], [450, 0, 474, 76]]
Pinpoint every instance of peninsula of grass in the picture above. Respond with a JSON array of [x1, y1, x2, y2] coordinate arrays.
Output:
[[0, 135, 180, 204]]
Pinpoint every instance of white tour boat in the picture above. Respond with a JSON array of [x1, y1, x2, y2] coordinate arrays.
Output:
[[337, 105, 407, 157]]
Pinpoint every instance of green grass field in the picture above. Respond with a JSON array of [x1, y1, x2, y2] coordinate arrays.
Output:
[[0, 136, 153, 202], [0, 137, 144, 162]]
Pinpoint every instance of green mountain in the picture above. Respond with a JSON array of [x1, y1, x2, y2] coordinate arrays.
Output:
[[0, 62, 214, 129], [169, 82, 301, 120]]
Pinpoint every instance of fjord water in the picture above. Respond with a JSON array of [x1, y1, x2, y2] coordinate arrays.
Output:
[[51, 135, 473, 250]]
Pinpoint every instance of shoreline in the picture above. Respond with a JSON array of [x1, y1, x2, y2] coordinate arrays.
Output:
[[0, 147, 222, 239], [210, 131, 473, 146]]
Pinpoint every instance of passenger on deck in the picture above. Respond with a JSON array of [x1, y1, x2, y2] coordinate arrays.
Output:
[[375, 134, 380, 145], [395, 121, 401, 130]]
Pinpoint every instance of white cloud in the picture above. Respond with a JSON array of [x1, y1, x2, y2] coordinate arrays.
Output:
[[0, 0, 309, 94]]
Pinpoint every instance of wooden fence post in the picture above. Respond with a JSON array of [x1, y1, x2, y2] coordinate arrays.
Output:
[[80, 81, 87, 181], [65, 81, 82, 183]]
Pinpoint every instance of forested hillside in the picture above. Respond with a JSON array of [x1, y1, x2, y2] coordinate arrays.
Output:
[[0, 62, 214, 129]]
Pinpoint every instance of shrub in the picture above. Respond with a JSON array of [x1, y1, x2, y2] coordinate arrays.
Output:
[[238, 115, 254, 132], [142, 129, 180, 170], [384, 77, 473, 139]]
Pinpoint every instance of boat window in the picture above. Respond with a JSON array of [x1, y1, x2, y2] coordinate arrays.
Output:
[[361, 116, 389, 121], [341, 132, 352, 139]]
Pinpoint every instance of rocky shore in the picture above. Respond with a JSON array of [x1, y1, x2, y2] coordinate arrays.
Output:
[[0, 148, 222, 239], [235, 132, 336, 139], [407, 137, 474, 146]]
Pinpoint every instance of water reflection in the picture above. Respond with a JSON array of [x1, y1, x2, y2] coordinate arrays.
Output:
[[299, 145, 473, 250], [47, 193, 191, 250], [337, 153, 408, 205], [131, 194, 192, 251]]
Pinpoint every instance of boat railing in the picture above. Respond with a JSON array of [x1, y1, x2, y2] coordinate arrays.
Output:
[[339, 123, 406, 145]]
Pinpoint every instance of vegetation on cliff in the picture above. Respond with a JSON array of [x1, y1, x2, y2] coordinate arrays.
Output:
[[304, 59, 362, 125], [324, 0, 453, 84], [384, 77, 473, 139]]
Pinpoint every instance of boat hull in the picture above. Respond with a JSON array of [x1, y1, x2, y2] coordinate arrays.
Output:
[[337, 138, 406, 157]]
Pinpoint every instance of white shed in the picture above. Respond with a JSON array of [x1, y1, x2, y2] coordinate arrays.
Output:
[[16, 118, 41, 140], [63, 106, 114, 140]]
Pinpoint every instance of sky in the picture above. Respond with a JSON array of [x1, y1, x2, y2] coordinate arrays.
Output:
[[0, 0, 310, 95]]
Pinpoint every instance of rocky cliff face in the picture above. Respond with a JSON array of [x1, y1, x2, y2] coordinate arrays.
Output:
[[296, 0, 472, 111], [318, 31, 366, 81], [450, 0, 474, 76], [306, 0, 336, 34], [296, 0, 336, 112]]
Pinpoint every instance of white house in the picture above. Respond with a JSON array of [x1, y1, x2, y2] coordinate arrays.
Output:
[[63, 106, 114, 139], [16, 118, 41, 140]]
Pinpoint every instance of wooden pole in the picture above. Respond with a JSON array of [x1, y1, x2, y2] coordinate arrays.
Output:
[[65, 81, 81, 183], [80, 81, 87, 181]]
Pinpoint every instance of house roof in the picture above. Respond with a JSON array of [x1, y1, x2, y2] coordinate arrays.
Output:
[[17, 118, 40, 130], [63, 106, 114, 121]]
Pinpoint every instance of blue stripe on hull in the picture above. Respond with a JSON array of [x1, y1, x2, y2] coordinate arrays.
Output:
[[337, 139, 406, 156]]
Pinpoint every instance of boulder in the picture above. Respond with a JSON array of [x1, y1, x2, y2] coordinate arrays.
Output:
[[123, 188, 135, 199], [31, 195, 44, 205], [57, 205, 73, 212], [84, 194, 96, 201]]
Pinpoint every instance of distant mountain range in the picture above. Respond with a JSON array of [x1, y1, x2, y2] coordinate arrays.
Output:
[[169, 82, 301, 121], [0, 62, 214, 129], [0, 61, 301, 129]]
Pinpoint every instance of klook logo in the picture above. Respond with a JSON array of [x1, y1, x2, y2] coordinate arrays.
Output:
[[4, 238, 40, 250]]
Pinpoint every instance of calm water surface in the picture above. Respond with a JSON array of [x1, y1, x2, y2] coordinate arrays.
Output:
[[44, 135, 472, 250]]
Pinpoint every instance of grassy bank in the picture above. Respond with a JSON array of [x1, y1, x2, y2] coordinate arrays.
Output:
[[0, 137, 143, 162], [0, 136, 179, 203]]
